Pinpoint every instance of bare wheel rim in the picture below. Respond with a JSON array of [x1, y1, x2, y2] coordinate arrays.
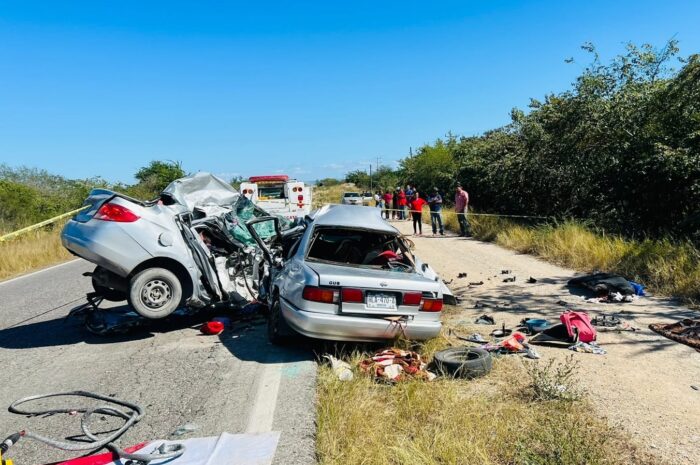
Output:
[[140, 279, 172, 309]]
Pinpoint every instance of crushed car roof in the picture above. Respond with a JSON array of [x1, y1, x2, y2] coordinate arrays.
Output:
[[310, 204, 398, 234]]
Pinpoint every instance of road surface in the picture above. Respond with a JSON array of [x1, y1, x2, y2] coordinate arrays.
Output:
[[0, 259, 317, 465]]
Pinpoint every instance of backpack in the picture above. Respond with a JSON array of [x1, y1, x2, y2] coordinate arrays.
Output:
[[560, 311, 596, 343]]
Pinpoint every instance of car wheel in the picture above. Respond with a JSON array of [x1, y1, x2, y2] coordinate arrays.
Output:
[[127, 267, 182, 319], [268, 295, 293, 345], [91, 271, 127, 302], [433, 347, 493, 379]]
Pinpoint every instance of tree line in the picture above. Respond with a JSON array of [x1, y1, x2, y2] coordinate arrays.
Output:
[[346, 41, 700, 240]]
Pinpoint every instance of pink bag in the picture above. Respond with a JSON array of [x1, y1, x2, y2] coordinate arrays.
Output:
[[560, 311, 596, 343]]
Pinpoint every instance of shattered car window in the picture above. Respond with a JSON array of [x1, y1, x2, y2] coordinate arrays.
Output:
[[225, 196, 291, 246], [306, 228, 414, 270]]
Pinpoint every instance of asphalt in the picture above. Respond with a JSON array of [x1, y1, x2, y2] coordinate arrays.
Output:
[[0, 259, 317, 465]]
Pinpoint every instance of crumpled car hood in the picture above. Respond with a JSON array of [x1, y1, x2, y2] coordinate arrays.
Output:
[[162, 172, 240, 211]]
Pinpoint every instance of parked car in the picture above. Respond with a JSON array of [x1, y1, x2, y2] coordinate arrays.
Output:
[[340, 192, 363, 205], [246, 204, 454, 343], [61, 173, 282, 319]]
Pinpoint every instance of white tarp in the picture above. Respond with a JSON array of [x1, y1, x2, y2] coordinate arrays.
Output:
[[62, 432, 281, 465]]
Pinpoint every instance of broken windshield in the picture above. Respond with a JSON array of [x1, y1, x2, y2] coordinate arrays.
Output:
[[225, 196, 291, 246], [306, 227, 414, 270]]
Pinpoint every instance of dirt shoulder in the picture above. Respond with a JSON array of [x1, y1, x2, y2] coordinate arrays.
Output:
[[393, 220, 700, 465]]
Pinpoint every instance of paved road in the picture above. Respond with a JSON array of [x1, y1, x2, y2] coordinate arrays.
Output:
[[0, 259, 317, 465]]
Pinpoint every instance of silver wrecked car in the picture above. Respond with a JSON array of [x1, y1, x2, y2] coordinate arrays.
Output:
[[246, 204, 454, 343], [61, 173, 282, 319]]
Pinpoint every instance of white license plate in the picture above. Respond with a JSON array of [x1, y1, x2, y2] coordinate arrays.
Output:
[[366, 292, 397, 310]]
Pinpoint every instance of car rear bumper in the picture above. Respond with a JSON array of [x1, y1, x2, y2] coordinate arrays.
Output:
[[61, 220, 152, 277], [280, 298, 441, 342]]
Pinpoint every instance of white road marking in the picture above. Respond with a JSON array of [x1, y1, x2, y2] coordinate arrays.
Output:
[[0, 259, 81, 286], [245, 363, 283, 433]]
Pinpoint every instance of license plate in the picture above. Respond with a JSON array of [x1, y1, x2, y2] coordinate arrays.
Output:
[[366, 292, 397, 310]]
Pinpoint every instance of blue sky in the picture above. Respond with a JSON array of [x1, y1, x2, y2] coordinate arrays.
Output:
[[1, 1, 698, 183]]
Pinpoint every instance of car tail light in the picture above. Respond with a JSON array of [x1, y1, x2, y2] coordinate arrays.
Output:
[[94, 203, 140, 222], [298, 195, 304, 201], [342, 288, 363, 303], [421, 299, 443, 312], [303, 286, 338, 304], [403, 292, 422, 306]]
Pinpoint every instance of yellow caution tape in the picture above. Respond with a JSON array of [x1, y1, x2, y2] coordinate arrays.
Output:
[[0, 206, 88, 242]]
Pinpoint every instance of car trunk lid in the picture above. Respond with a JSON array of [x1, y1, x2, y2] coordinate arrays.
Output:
[[306, 261, 441, 316]]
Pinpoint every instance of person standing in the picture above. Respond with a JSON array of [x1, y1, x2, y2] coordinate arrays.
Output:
[[397, 188, 407, 220], [382, 190, 393, 220], [409, 192, 427, 236], [427, 187, 444, 236], [404, 184, 414, 220], [455, 183, 471, 237], [374, 191, 382, 208], [392, 188, 400, 220]]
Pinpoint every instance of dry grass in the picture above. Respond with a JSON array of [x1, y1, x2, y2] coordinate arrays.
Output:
[[312, 183, 357, 209], [0, 225, 72, 281], [317, 307, 655, 465]]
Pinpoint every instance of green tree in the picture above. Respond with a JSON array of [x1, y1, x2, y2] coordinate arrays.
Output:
[[134, 160, 186, 193]]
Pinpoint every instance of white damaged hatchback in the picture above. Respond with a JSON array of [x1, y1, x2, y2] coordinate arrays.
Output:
[[246, 204, 454, 343]]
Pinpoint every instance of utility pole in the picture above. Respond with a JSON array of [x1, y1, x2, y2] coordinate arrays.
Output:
[[369, 163, 372, 192]]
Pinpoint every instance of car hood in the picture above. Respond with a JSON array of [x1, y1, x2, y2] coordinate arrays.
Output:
[[162, 172, 240, 211]]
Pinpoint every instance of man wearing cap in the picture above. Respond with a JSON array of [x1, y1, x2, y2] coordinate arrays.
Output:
[[427, 187, 444, 236], [455, 183, 471, 237]]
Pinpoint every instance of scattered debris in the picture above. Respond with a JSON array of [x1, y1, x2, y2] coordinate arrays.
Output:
[[527, 276, 537, 283], [649, 319, 700, 351], [469, 281, 484, 286], [475, 314, 495, 325], [524, 346, 541, 359], [491, 323, 513, 338], [568, 341, 607, 355], [521, 318, 551, 334], [501, 269, 512, 274], [200, 321, 225, 335], [502, 276, 516, 283], [457, 272, 468, 278], [172, 423, 200, 437], [692, 385, 699, 391], [474, 301, 485, 308], [556, 300, 569, 306], [458, 333, 487, 343], [359, 349, 435, 382], [323, 355, 354, 381], [433, 347, 493, 378], [531, 311, 597, 345]]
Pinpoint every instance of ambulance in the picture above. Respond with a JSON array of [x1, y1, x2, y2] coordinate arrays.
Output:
[[239, 175, 312, 220]]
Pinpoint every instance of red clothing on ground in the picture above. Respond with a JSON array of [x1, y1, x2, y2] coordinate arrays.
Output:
[[409, 197, 427, 213]]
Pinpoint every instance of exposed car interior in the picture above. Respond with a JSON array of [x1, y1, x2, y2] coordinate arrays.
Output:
[[306, 227, 414, 271]]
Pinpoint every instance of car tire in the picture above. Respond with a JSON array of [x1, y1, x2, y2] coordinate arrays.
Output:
[[268, 295, 293, 345], [127, 267, 182, 319], [433, 347, 493, 379], [91, 269, 127, 302]]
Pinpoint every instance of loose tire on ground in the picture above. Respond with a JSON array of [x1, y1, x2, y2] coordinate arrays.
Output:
[[127, 267, 182, 319], [433, 347, 493, 379]]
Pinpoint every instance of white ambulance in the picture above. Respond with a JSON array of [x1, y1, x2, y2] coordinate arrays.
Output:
[[239, 175, 312, 220]]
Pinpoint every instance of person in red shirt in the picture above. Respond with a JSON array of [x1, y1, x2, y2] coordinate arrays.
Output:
[[382, 190, 393, 220], [409, 192, 427, 235], [397, 188, 407, 220]]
